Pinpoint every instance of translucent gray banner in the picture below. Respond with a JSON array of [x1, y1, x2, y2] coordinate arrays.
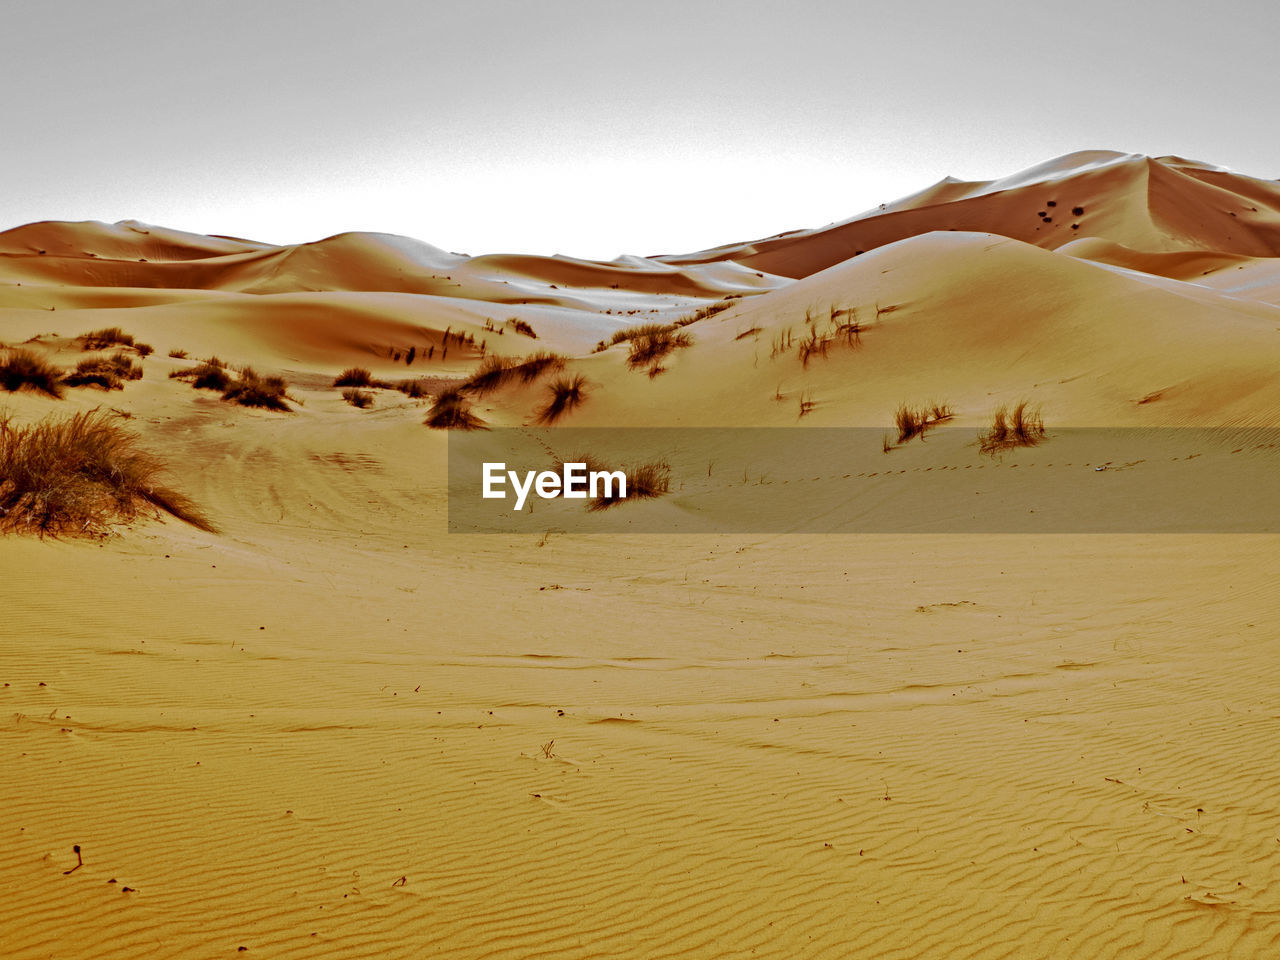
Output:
[[447, 428, 1280, 533]]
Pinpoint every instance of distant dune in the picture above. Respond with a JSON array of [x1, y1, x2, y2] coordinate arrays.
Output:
[[2, 152, 1280, 960]]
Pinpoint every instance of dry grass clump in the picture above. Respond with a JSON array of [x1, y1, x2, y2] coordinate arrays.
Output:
[[222, 368, 290, 411], [334, 367, 375, 387], [797, 305, 862, 367], [979, 401, 1045, 454], [0, 349, 65, 398], [673, 298, 737, 327], [508, 318, 537, 339], [592, 322, 694, 369], [892, 402, 954, 443], [79, 327, 152, 356], [462, 351, 566, 395], [168, 348, 188, 359], [62, 352, 143, 390], [603, 323, 693, 369], [342, 388, 374, 409], [425, 387, 486, 430], [169, 358, 232, 391], [0, 409, 214, 536], [588, 458, 671, 511], [394, 379, 428, 399], [535, 374, 588, 424], [170, 359, 288, 409], [78, 327, 134, 350]]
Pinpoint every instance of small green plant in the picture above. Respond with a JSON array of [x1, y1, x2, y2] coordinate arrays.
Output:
[[535, 374, 588, 424], [0, 349, 64, 398]]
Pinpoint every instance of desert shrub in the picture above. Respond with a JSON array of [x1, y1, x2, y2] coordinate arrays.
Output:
[[461, 352, 566, 395], [222, 368, 290, 411], [508, 318, 537, 339], [168, 349, 188, 359], [0, 349, 64, 398], [0, 409, 214, 536], [513, 351, 565, 383], [62, 352, 142, 390], [78, 327, 134, 350], [588, 458, 671, 510], [394, 379, 428, 398], [169, 360, 232, 391], [673, 298, 738, 328], [624, 325, 692, 369], [535, 374, 588, 424], [894, 402, 953, 443], [334, 367, 374, 387], [425, 387, 486, 430], [135, 342, 154, 357], [979, 401, 1045, 454], [342, 388, 374, 408]]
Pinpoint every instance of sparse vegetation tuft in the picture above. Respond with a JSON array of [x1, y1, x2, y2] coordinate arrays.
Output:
[[342, 388, 374, 409], [588, 458, 671, 511], [508, 318, 537, 339], [169, 359, 232, 391], [62, 352, 142, 390], [893, 402, 953, 443], [394, 379, 428, 399], [168, 349, 188, 359], [222, 368, 290, 411], [334, 367, 375, 387], [535, 374, 588, 424], [979, 401, 1045, 454], [78, 327, 134, 350], [0, 349, 65, 398], [425, 387, 486, 430], [593, 322, 695, 370], [461, 352, 566, 395], [625, 325, 693, 369], [0, 409, 214, 536]]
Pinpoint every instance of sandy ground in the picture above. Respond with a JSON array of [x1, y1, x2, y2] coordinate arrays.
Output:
[[3, 150, 1280, 959]]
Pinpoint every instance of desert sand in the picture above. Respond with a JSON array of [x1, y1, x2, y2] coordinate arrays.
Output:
[[2, 150, 1280, 958]]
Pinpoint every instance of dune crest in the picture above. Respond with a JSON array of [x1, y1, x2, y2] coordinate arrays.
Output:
[[3, 150, 1280, 960]]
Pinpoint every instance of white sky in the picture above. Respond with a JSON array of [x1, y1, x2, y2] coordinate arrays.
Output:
[[2, 0, 1276, 259]]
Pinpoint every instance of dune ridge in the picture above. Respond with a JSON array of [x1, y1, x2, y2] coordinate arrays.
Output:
[[2, 150, 1280, 959]]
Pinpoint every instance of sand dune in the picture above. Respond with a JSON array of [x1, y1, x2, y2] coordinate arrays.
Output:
[[3, 151, 1280, 959], [657, 151, 1280, 277]]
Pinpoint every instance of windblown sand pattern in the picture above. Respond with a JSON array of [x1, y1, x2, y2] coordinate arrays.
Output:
[[3, 151, 1280, 958]]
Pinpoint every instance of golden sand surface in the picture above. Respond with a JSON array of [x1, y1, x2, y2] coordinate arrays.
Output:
[[3, 151, 1280, 958]]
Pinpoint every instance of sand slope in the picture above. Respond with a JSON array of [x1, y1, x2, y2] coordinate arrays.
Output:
[[3, 151, 1280, 959]]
